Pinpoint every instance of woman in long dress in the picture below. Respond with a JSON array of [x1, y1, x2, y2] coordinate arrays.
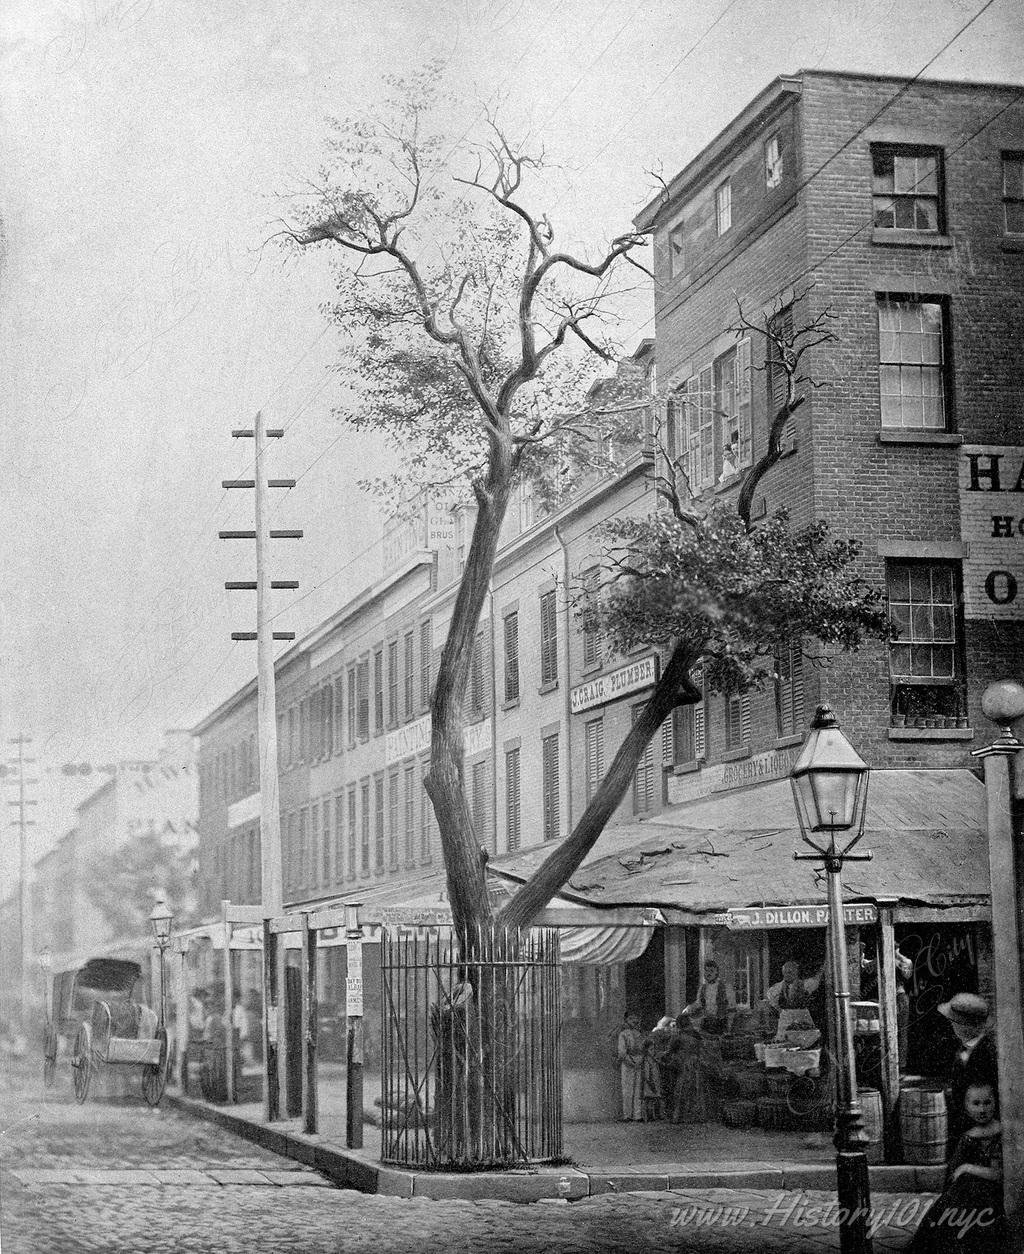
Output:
[[616, 1012, 645, 1121]]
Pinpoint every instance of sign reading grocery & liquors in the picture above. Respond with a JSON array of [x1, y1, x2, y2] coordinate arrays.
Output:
[[570, 654, 659, 715]]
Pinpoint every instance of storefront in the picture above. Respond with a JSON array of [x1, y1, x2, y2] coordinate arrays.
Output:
[[489, 766, 993, 1154]]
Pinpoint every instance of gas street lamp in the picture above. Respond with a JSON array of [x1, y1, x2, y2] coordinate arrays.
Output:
[[149, 900, 174, 1029], [791, 705, 873, 1254]]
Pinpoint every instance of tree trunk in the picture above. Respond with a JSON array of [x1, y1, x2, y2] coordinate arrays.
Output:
[[425, 448, 516, 946], [498, 644, 699, 932]]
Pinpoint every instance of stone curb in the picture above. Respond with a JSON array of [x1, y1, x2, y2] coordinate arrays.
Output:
[[165, 1094, 943, 1203]]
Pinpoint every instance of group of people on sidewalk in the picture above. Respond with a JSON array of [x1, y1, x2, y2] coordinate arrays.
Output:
[[616, 972, 1006, 1252]]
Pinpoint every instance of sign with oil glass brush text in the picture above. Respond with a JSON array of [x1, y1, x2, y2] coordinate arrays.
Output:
[[725, 903, 878, 930], [570, 655, 659, 715], [960, 445, 1024, 620]]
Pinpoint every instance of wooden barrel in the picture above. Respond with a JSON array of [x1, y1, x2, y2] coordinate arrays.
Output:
[[900, 1084, 947, 1164], [857, 1088, 884, 1164]]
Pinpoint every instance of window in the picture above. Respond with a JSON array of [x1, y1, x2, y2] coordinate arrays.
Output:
[[774, 641, 805, 739], [877, 297, 947, 430], [468, 629, 485, 716], [714, 341, 752, 475], [420, 760, 433, 863], [388, 770, 400, 868], [334, 676, 344, 753], [471, 760, 489, 849], [505, 747, 521, 852], [403, 631, 415, 719], [347, 668, 357, 746], [887, 561, 965, 725], [374, 775, 385, 872], [373, 648, 384, 735], [764, 134, 783, 190], [632, 706, 657, 814], [335, 794, 345, 884], [1002, 152, 1024, 234], [767, 304, 796, 452], [715, 180, 732, 235], [298, 807, 308, 887], [299, 698, 309, 762], [310, 801, 320, 886], [346, 786, 357, 880], [288, 706, 297, 764], [503, 611, 520, 703], [871, 145, 943, 232], [404, 765, 416, 864], [672, 665, 706, 764], [581, 568, 603, 671], [540, 590, 558, 687], [310, 690, 321, 760], [360, 781, 370, 874], [419, 621, 433, 711], [724, 691, 751, 752], [584, 718, 604, 804], [668, 222, 685, 277], [356, 660, 370, 740], [541, 733, 560, 842], [387, 641, 399, 726], [321, 798, 331, 885], [321, 688, 332, 759]]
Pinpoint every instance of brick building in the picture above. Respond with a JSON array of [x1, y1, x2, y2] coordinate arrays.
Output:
[[190, 72, 1021, 1129]]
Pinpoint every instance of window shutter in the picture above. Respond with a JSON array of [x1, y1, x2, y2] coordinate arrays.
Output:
[[419, 621, 433, 711], [504, 612, 520, 702], [661, 715, 674, 765], [693, 665, 707, 760], [791, 647, 804, 728], [542, 734, 560, 840], [506, 748, 521, 853], [740, 693, 752, 744], [540, 591, 558, 685], [585, 719, 605, 802]]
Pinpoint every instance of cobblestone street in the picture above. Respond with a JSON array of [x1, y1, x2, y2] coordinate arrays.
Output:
[[0, 1063, 936, 1253]]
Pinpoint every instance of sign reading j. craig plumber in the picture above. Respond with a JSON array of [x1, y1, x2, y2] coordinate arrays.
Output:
[[570, 655, 659, 715], [960, 445, 1024, 620], [725, 903, 878, 931]]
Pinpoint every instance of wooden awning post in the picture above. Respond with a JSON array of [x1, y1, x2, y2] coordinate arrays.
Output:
[[301, 913, 319, 1135], [874, 904, 901, 1163], [222, 902, 235, 1104]]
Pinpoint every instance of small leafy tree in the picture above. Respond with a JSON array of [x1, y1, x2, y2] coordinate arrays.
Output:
[[290, 77, 886, 943], [81, 831, 200, 942]]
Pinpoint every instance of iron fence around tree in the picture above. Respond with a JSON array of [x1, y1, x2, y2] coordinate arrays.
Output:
[[380, 925, 563, 1170]]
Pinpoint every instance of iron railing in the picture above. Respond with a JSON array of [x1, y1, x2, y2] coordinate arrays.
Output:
[[380, 925, 562, 1169]]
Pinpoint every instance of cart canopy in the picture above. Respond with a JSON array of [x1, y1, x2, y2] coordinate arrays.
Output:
[[76, 958, 142, 994]]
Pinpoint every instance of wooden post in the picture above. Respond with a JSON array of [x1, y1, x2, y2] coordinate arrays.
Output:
[[345, 903, 364, 1149], [262, 921, 280, 1122], [222, 903, 235, 1104], [973, 706, 1024, 1245], [175, 943, 190, 1090], [874, 905, 901, 1163], [301, 913, 319, 1135], [662, 926, 686, 1017]]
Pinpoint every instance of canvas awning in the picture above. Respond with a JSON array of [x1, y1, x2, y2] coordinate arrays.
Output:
[[489, 769, 990, 921]]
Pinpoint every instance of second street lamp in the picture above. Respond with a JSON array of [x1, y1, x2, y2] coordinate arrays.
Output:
[[791, 705, 874, 1254]]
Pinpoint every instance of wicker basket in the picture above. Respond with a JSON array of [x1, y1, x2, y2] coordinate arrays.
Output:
[[765, 1070, 792, 1100], [722, 1099, 758, 1128], [756, 1095, 796, 1130], [734, 1067, 767, 1100]]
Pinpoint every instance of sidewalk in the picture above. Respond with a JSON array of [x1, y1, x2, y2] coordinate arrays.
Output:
[[167, 1086, 945, 1203]]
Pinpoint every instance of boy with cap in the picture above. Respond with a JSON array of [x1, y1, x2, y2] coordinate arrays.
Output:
[[939, 992, 998, 1159]]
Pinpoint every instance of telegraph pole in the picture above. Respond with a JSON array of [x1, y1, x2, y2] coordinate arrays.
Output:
[[220, 411, 300, 1120], [8, 734, 38, 1030]]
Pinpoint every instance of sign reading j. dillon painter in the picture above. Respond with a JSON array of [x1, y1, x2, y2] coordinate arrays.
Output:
[[960, 445, 1024, 621]]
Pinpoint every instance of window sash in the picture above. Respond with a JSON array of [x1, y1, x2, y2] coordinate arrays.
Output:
[[360, 783, 370, 874], [877, 298, 946, 430], [668, 223, 685, 277], [373, 649, 384, 735], [374, 776, 385, 872], [403, 633, 415, 719], [387, 641, 399, 726], [872, 147, 942, 232], [388, 771, 400, 868], [765, 135, 783, 189], [404, 765, 416, 864], [347, 788, 357, 880]]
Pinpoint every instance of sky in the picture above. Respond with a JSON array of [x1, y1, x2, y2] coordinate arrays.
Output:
[[1, 0, 1022, 869]]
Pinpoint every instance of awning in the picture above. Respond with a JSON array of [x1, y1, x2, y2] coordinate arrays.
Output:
[[489, 769, 990, 919]]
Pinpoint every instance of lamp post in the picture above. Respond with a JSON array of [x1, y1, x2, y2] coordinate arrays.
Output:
[[972, 679, 1024, 1244], [38, 947, 52, 1014], [149, 900, 174, 1030], [791, 705, 873, 1254]]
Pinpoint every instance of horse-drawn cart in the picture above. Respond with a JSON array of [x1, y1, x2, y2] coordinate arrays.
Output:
[[43, 958, 168, 1107]]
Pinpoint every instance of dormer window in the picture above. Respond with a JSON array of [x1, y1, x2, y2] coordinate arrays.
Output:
[[715, 180, 732, 236], [668, 223, 685, 277], [765, 134, 783, 189]]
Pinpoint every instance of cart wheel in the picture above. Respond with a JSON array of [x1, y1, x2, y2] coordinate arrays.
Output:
[[43, 1025, 58, 1089], [142, 1028, 168, 1107], [72, 1024, 92, 1104]]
